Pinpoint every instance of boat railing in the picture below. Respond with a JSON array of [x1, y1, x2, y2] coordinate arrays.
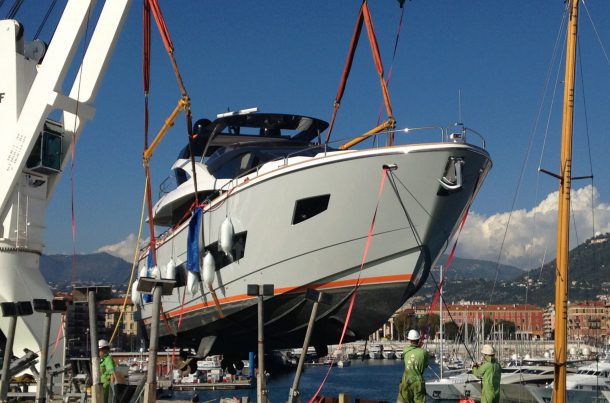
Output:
[[213, 123, 487, 194], [378, 123, 486, 149]]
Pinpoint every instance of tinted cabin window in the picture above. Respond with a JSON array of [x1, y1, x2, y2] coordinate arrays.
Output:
[[292, 195, 330, 224], [213, 153, 252, 179]]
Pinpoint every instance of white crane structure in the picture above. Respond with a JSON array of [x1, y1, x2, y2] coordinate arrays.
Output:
[[0, 0, 131, 363]]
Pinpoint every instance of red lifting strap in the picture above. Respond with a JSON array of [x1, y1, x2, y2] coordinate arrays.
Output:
[[146, 0, 174, 53], [145, 0, 188, 96], [325, 1, 395, 144], [325, 5, 364, 144], [362, 2, 393, 120]]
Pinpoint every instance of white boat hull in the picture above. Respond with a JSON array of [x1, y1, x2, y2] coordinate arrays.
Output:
[[138, 142, 491, 355]]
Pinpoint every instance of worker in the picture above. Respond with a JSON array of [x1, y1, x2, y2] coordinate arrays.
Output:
[[472, 344, 502, 403], [98, 339, 116, 403], [397, 329, 429, 403]]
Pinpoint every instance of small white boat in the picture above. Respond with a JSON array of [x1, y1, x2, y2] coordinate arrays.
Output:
[[368, 344, 382, 360], [345, 346, 357, 359], [337, 358, 351, 368], [382, 345, 396, 359], [395, 348, 404, 360]]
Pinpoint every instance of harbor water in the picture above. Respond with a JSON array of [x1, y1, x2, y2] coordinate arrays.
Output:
[[173, 359, 441, 402]]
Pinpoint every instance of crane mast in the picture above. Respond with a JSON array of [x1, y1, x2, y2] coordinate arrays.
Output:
[[0, 0, 131, 364]]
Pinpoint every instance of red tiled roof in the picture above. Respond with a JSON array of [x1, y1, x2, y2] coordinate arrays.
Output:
[[100, 297, 133, 305]]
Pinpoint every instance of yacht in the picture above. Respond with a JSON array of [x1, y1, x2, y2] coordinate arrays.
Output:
[[526, 361, 610, 402], [394, 347, 404, 360], [368, 344, 382, 360], [382, 344, 396, 359], [134, 110, 492, 358], [344, 346, 357, 360], [427, 365, 576, 402]]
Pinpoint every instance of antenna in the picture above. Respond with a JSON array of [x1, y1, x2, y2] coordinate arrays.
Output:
[[458, 89, 463, 124]]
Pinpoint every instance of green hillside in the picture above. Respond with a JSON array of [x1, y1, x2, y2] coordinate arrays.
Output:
[[420, 233, 610, 305]]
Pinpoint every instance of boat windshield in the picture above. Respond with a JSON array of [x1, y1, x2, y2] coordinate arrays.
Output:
[[206, 144, 323, 180]]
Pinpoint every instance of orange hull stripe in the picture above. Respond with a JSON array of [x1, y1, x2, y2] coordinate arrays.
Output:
[[164, 273, 412, 319]]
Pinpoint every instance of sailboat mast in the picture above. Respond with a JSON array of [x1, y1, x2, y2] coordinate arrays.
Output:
[[553, 0, 579, 401]]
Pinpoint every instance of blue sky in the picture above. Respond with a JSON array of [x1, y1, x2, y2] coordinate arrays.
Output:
[[10, 1, 610, 268]]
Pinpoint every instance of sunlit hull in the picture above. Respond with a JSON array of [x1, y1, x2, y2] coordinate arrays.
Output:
[[138, 142, 491, 355]]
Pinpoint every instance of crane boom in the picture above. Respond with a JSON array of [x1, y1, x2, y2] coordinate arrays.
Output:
[[0, 0, 132, 368]]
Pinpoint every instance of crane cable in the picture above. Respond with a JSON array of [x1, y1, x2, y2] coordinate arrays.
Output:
[[324, 0, 395, 147], [5, 0, 23, 19], [34, 0, 59, 40]]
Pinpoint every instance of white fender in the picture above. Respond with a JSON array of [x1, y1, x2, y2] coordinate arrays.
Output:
[[202, 252, 216, 287], [139, 267, 148, 278], [165, 259, 176, 280], [219, 217, 234, 260], [131, 280, 141, 305], [187, 271, 200, 296], [149, 265, 160, 279]]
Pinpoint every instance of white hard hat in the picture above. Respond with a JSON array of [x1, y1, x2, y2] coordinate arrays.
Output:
[[98, 339, 110, 349], [481, 344, 495, 356], [407, 329, 420, 341]]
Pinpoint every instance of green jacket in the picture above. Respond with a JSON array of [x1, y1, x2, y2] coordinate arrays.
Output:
[[472, 356, 501, 403], [402, 345, 428, 382], [100, 353, 116, 387]]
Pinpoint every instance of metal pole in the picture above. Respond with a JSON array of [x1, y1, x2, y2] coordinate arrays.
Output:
[[36, 312, 52, 403], [88, 290, 103, 403], [288, 297, 321, 402], [144, 285, 163, 403], [439, 267, 444, 379], [0, 316, 18, 402], [257, 294, 266, 403]]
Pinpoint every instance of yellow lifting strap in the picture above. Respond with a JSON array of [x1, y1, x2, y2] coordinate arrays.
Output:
[[338, 118, 395, 150], [143, 97, 190, 163]]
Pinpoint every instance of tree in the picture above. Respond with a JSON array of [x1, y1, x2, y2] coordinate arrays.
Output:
[[417, 314, 440, 338], [443, 321, 459, 340], [495, 319, 516, 337], [394, 311, 417, 341]]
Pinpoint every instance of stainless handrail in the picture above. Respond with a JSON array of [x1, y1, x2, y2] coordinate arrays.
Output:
[[165, 123, 487, 197]]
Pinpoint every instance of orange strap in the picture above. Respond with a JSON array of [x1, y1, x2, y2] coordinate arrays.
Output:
[[325, 1, 395, 144], [362, 2, 393, 120], [325, 5, 364, 144], [146, 0, 188, 96]]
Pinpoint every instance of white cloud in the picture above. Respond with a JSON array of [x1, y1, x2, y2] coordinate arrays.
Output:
[[96, 233, 139, 262], [457, 185, 610, 269]]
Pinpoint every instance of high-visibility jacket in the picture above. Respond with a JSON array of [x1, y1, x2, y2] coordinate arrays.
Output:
[[472, 356, 501, 403], [397, 345, 428, 403], [100, 353, 116, 387]]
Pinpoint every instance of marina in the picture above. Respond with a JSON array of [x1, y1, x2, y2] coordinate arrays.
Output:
[[1, 0, 610, 402]]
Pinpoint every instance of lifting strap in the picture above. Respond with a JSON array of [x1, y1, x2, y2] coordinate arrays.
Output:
[[325, 1, 395, 145], [142, 0, 194, 266]]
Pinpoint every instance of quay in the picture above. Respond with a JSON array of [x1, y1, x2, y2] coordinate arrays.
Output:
[[170, 380, 252, 391]]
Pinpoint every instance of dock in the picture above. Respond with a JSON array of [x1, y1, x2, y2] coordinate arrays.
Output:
[[160, 379, 252, 391]]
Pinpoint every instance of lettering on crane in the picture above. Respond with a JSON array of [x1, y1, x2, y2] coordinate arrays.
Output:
[[0, 93, 5, 103]]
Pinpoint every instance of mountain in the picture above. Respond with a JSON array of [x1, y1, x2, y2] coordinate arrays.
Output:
[[427, 233, 610, 306], [512, 232, 610, 305], [41, 252, 132, 289], [436, 256, 523, 281]]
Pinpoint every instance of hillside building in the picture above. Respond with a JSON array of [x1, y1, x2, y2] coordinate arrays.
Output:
[[567, 300, 606, 342]]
